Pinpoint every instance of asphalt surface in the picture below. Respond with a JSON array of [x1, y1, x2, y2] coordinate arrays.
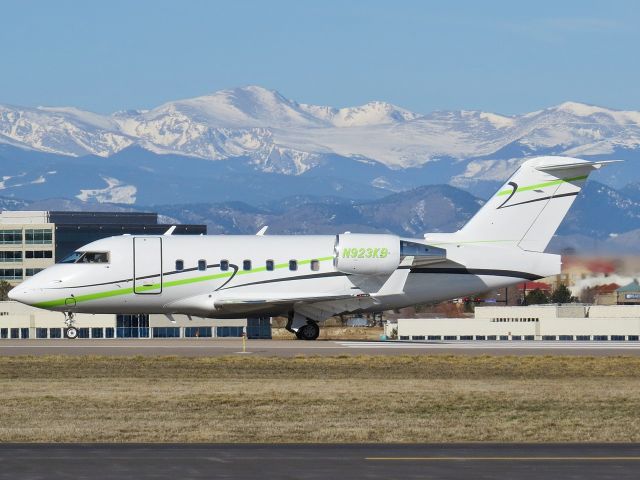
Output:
[[3, 338, 640, 356], [1, 444, 640, 479]]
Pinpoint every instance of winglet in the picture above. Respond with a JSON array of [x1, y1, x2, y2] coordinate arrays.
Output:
[[256, 226, 268, 236], [163, 226, 176, 236]]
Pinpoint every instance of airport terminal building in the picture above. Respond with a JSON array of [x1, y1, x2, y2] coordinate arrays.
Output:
[[1, 209, 272, 339], [0, 301, 271, 340]]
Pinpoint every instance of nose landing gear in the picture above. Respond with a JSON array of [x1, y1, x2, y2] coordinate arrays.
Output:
[[63, 312, 78, 339]]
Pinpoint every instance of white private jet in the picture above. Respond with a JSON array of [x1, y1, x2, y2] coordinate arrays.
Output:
[[9, 156, 617, 340]]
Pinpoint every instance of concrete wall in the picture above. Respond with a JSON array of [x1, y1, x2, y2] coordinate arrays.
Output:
[[395, 304, 640, 340]]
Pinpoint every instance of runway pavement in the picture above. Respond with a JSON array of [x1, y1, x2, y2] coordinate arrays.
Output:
[[3, 338, 640, 356], [1, 443, 640, 479]]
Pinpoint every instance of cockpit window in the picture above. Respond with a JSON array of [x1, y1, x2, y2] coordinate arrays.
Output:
[[60, 251, 84, 263], [60, 251, 110, 264]]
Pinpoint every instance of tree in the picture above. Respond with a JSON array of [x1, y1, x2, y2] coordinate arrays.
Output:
[[551, 283, 573, 304], [525, 288, 549, 305], [0, 281, 11, 301]]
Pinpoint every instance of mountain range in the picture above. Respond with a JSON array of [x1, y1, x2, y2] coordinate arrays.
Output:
[[1, 85, 640, 252]]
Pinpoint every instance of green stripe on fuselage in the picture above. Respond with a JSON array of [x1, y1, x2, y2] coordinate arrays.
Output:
[[496, 175, 588, 196], [34, 255, 335, 309]]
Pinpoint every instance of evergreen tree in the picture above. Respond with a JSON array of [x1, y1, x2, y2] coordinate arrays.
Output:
[[0, 281, 11, 301], [551, 283, 573, 304], [525, 288, 549, 305]]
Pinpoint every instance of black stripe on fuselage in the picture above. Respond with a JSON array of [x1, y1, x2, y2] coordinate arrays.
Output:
[[410, 267, 542, 281], [217, 271, 348, 291], [499, 191, 579, 209]]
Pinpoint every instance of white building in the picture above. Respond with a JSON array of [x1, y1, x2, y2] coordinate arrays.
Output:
[[0, 301, 271, 339], [390, 305, 640, 341]]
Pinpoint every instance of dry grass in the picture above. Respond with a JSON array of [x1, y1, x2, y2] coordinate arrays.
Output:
[[1, 355, 640, 442]]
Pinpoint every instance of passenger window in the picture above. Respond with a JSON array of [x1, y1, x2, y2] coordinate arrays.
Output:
[[220, 260, 229, 271], [243, 260, 252, 271], [289, 260, 297, 271], [198, 260, 206, 271], [310, 259, 320, 271], [176, 260, 184, 271], [266, 259, 274, 271]]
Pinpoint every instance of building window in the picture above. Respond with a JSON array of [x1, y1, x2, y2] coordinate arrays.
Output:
[[77, 328, 89, 338], [105, 328, 115, 338], [460, 335, 473, 340], [412, 335, 425, 340], [487, 335, 497, 340], [0, 229, 22, 244], [428, 335, 442, 340], [216, 326, 244, 338], [25, 268, 44, 277], [500, 335, 509, 340], [611, 335, 625, 341], [175, 260, 184, 271], [20, 328, 29, 339], [0, 251, 22, 262], [399, 335, 410, 340], [594, 335, 609, 341], [49, 328, 62, 339], [0, 269, 23, 280], [198, 260, 206, 271], [475, 335, 486, 340], [289, 260, 297, 271], [185, 327, 212, 338], [25, 250, 53, 259], [153, 327, 180, 338], [310, 259, 320, 271], [243, 260, 252, 271], [25, 229, 52, 244], [576, 335, 590, 341], [0, 328, 8, 339], [266, 259, 274, 271], [91, 328, 104, 339], [220, 260, 229, 271], [629, 335, 639, 341], [444, 335, 457, 340], [10, 328, 19, 339], [542, 335, 557, 341], [36, 328, 48, 339], [559, 335, 574, 341], [511, 336, 522, 340], [116, 314, 150, 338]]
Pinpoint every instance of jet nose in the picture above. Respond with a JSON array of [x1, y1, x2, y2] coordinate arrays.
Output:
[[7, 286, 35, 305]]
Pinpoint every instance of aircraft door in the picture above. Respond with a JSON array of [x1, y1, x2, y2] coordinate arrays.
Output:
[[133, 237, 163, 294]]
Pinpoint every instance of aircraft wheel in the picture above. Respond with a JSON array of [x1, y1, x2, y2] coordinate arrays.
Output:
[[297, 322, 320, 341], [65, 327, 78, 339]]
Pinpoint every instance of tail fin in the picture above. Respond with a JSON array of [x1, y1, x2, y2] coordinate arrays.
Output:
[[456, 156, 619, 252]]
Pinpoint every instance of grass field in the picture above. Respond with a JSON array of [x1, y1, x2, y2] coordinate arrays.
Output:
[[2, 355, 640, 443]]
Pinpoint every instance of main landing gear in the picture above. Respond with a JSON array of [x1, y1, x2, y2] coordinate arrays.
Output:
[[64, 312, 78, 339], [286, 312, 320, 341], [296, 322, 320, 341]]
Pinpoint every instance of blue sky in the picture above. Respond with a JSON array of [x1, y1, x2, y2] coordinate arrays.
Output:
[[1, 0, 639, 114]]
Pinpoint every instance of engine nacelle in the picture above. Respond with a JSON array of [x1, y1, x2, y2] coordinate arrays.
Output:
[[334, 233, 400, 275]]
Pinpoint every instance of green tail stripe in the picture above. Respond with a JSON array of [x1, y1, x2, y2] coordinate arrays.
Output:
[[496, 175, 588, 196], [34, 255, 335, 309]]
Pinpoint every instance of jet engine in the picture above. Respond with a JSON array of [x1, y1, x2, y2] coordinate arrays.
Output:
[[334, 233, 400, 275]]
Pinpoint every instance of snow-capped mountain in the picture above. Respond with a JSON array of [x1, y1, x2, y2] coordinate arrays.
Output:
[[2, 86, 639, 176]]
